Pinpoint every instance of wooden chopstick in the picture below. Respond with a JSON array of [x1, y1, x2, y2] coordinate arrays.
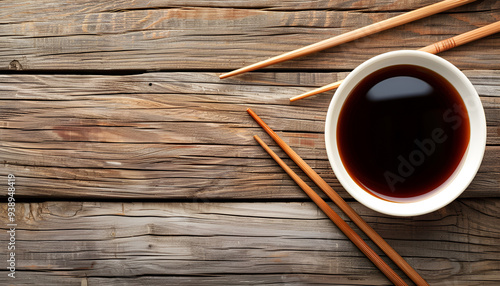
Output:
[[219, 0, 477, 79], [254, 135, 408, 286], [419, 19, 500, 53], [290, 80, 344, 102], [248, 108, 429, 286], [290, 20, 500, 102]]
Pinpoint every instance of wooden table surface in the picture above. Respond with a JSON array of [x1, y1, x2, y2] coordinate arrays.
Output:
[[1, 0, 499, 285]]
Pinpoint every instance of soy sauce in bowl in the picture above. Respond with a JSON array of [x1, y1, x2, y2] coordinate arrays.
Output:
[[336, 64, 470, 201]]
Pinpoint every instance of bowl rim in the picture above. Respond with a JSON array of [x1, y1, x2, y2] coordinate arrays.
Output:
[[324, 50, 486, 216]]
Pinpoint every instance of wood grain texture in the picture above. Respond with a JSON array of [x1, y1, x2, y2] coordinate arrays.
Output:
[[0, 200, 499, 285], [0, 0, 498, 71], [0, 71, 498, 199], [0, 1, 499, 285]]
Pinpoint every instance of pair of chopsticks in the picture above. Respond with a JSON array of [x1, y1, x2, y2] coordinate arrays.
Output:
[[248, 108, 428, 286], [290, 20, 500, 101], [220, 0, 500, 101]]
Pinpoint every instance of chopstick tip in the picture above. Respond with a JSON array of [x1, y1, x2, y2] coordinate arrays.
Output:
[[253, 134, 264, 145], [220, 70, 237, 79]]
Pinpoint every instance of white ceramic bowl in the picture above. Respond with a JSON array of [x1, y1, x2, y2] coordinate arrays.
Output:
[[324, 50, 486, 216]]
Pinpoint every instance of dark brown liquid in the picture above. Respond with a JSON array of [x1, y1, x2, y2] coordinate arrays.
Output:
[[337, 65, 470, 201]]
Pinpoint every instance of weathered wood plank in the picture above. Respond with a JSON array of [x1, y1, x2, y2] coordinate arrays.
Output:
[[0, 71, 498, 199], [0, 0, 498, 71], [2, 0, 494, 13], [0, 200, 499, 285]]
